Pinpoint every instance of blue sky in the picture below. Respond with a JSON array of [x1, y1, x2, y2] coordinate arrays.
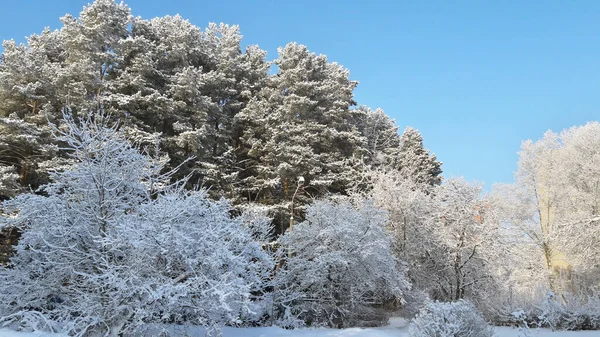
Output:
[[1, 1, 599, 189]]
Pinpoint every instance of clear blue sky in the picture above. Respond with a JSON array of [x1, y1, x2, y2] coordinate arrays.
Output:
[[1, 1, 599, 189]]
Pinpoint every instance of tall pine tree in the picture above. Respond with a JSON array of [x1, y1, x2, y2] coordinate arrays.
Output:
[[399, 126, 443, 187], [235, 43, 365, 232]]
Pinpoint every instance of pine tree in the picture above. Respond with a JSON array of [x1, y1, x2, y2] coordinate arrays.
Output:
[[399, 126, 443, 187], [0, 0, 445, 241], [0, 0, 132, 195], [0, 27, 69, 194], [235, 43, 365, 232], [59, 0, 131, 108], [0, 1, 270, 199], [106, 16, 270, 193], [355, 105, 402, 168]]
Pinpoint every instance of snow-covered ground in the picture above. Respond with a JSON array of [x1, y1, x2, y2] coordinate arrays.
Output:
[[494, 328, 600, 337], [1, 318, 599, 337]]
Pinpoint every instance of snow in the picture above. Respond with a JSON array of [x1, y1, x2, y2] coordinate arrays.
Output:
[[0, 330, 67, 337], [494, 328, 600, 337], [2, 318, 600, 337]]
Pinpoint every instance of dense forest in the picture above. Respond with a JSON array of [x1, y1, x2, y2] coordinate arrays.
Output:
[[1, 1, 599, 337]]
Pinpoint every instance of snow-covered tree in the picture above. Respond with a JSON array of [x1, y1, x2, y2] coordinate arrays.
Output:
[[0, 27, 68, 195], [60, 0, 131, 108], [0, 0, 132, 197], [0, 0, 445, 242], [109, 16, 270, 193], [0, 109, 273, 337], [0, 116, 66, 196], [552, 123, 600, 289], [425, 178, 502, 303], [0, 0, 271, 201], [274, 200, 410, 328], [355, 106, 402, 168], [490, 182, 552, 303], [235, 43, 365, 233], [494, 122, 600, 295], [399, 127, 442, 187], [364, 171, 504, 312], [0, 28, 64, 118], [0, 165, 20, 200], [364, 168, 433, 256]]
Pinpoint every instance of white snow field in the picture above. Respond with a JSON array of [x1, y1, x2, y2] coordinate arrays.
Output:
[[1, 318, 600, 337]]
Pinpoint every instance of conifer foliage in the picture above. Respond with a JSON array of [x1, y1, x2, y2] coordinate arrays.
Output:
[[0, 0, 442, 230]]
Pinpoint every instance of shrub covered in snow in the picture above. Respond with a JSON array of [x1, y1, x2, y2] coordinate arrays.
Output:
[[497, 290, 600, 331], [408, 300, 495, 337], [274, 200, 410, 328], [0, 110, 273, 337], [536, 291, 600, 331]]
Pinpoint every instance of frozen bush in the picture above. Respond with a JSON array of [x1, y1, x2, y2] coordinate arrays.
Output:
[[502, 290, 600, 331], [539, 291, 600, 330], [0, 110, 274, 337], [275, 200, 410, 328], [511, 310, 535, 337], [408, 300, 495, 337]]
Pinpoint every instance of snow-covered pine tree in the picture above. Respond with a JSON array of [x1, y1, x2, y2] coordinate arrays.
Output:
[[0, 0, 271, 201], [0, 0, 446, 242], [0, 0, 132, 198], [0, 27, 65, 119], [355, 106, 402, 169], [0, 27, 68, 194], [59, 0, 131, 109], [235, 43, 365, 233], [102, 12, 271, 193], [192, 24, 270, 199], [399, 126, 443, 187], [0, 166, 19, 201], [0, 116, 70, 199]]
